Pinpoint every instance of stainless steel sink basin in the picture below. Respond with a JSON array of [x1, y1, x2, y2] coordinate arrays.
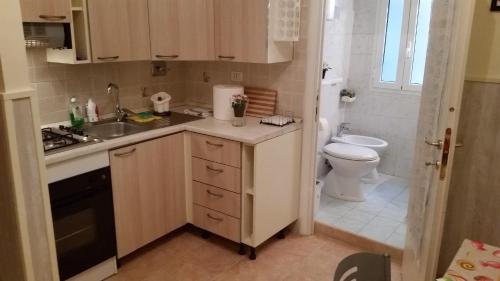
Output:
[[84, 121, 148, 140]]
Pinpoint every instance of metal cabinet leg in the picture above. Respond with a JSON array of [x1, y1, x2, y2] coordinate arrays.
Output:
[[249, 247, 256, 260], [238, 243, 246, 255]]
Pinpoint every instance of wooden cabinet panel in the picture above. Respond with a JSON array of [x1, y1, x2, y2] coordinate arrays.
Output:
[[192, 181, 241, 218], [20, 0, 71, 22], [110, 133, 186, 258], [149, 0, 214, 61], [191, 133, 241, 167], [137, 134, 186, 245], [110, 145, 142, 258], [193, 204, 240, 242], [214, 0, 268, 63], [88, 0, 150, 62], [192, 157, 241, 193]]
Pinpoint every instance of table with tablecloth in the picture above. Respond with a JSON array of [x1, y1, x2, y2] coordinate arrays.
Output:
[[438, 239, 500, 281]]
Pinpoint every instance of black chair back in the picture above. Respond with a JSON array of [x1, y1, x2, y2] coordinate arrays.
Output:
[[333, 252, 391, 281]]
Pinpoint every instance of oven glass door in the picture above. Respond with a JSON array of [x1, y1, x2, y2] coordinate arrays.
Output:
[[50, 168, 116, 280]]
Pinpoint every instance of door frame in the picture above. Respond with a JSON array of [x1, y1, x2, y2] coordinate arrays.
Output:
[[299, 0, 476, 278]]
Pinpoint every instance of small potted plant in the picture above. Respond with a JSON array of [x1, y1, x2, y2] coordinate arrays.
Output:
[[231, 94, 249, 127], [340, 88, 356, 102]]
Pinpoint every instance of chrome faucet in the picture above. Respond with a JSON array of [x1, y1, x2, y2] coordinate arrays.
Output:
[[336, 122, 351, 137], [107, 83, 126, 122]]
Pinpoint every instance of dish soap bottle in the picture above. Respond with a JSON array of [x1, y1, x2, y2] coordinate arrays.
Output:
[[69, 97, 85, 129]]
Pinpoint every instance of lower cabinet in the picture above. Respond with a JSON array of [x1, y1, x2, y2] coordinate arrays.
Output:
[[110, 133, 186, 258]]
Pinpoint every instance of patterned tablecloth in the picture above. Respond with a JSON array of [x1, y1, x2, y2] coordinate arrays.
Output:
[[438, 239, 500, 281]]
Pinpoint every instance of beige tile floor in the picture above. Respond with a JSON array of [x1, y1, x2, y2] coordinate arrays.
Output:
[[106, 227, 402, 281]]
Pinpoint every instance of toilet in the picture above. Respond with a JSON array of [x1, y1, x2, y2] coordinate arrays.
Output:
[[323, 143, 380, 202]]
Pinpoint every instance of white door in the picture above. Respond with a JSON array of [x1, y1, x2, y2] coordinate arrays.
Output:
[[402, 0, 476, 280]]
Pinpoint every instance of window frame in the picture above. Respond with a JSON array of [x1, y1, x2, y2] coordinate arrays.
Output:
[[372, 0, 427, 93]]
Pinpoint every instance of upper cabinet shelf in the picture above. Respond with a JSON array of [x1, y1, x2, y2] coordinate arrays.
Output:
[[149, 0, 215, 61], [214, 0, 295, 64], [27, 0, 299, 64], [87, 0, 151, 63], [20, 0, 71, 23]]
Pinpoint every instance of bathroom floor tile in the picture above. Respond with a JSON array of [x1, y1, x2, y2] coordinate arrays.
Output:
[[316, 174, 409, 249]]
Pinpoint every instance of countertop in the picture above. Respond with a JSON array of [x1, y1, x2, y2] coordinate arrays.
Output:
[[45, 112, 302, 165]]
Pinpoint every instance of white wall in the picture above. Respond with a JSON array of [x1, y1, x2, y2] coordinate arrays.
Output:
[[344, 0, 421, 179], [316, 0, 353, 178]]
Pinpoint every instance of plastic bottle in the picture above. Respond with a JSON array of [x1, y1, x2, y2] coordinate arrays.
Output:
[[69, 97, 85, 129], [86, 98, 99, 122]]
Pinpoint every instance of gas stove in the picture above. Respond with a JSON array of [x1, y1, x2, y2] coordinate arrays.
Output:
[[42, 126, 101, 155]]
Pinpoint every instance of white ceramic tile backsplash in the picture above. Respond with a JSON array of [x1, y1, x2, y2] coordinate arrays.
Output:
[[343, 0, 422, 178]]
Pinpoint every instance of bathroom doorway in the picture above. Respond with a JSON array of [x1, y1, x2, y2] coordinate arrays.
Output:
[[314, 0, 431, 249]]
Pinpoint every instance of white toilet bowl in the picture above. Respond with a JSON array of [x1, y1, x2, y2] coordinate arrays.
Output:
[[323, 143, 380, 202]]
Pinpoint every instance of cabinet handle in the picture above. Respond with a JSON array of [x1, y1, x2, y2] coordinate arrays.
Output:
[[114, 148, 136, 157], [218, 55, 235, 60], [206, 189, 224, 198], [155, 55, 179, 59], [97, 56, 119, 61], [39, 15, 66, 21], [206, 165, 224, 173], [206, 213, 223, 222], [206, 141, 224, 147]]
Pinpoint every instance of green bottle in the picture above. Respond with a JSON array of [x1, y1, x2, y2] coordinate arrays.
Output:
[[69, 97, 85, 129]]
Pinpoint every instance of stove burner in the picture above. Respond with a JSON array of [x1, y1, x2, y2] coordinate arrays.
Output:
[[42, 128, 80, 153]]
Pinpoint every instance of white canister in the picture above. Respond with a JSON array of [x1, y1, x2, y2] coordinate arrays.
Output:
[[151, 92, 171, 113], [213, 85, 244, 120]]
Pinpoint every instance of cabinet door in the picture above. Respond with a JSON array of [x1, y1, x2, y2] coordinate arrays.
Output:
[[110, 145, 142, 258], [20, 0, 71, 23], [214, 0, 267, 63], [149, 0, 214, 61], [87, 0, 151, 62], [137, 133, 186, 245]]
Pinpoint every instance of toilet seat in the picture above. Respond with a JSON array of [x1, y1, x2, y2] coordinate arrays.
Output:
[[323, 143, 378, 161]]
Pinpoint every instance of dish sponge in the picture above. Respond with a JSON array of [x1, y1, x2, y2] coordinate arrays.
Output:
[[127, 112, 162, 123]]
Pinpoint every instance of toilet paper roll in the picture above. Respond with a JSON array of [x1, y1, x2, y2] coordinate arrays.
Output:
[[213, 85, 244, 121]]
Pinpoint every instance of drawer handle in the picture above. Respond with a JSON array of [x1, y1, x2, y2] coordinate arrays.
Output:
[[206, 189, 224, 198], [97, 56, 119, 61], [207, 213, 223, 222], [206, 165, 224, 173], [155, 54, 179, 59], [39, 15, 66, 21], [206, 141, 224, 147], [114, 148, 136, 157], [218, 55, 236, 60]]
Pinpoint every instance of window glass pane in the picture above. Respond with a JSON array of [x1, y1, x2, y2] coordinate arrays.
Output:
[[410, 0, 432, 85], [381, 0, 405, 83]]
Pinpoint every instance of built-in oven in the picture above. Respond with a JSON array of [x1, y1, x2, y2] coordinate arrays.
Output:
[[48, 153, 117, 281]]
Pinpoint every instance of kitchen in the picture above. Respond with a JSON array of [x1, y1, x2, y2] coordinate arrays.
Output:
[[8, 0, 306, 280]]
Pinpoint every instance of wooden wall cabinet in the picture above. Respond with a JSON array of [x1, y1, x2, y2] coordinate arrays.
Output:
[[20, 0, 71, 23], [110, 133, 186, 258], [214, 0, 294, 63], [87, 0, 151, 63], [148, 0, 215, 61]]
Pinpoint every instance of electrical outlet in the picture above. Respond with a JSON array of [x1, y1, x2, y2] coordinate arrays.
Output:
[[231, 71, 243, 82]]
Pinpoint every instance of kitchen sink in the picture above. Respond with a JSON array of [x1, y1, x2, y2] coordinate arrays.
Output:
[[84, 121, 148, 140]]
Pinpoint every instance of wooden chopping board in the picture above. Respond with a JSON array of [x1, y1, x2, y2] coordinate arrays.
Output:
[[244, 87, 278, 117]]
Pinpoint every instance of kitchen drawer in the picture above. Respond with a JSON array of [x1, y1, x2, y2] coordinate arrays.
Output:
[[192, 157, 241, 193], [191, 133, 241, 168], [192, 181, 241, 218], [192, 204, 240, 242]]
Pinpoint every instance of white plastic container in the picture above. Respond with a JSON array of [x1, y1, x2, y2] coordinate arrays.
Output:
[[213, 85, 244, 121], [151, 92, 171, 113], [314, 179, 324, 216]]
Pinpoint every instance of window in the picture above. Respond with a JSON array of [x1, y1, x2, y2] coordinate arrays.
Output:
[[374, 0, 433, 92]]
